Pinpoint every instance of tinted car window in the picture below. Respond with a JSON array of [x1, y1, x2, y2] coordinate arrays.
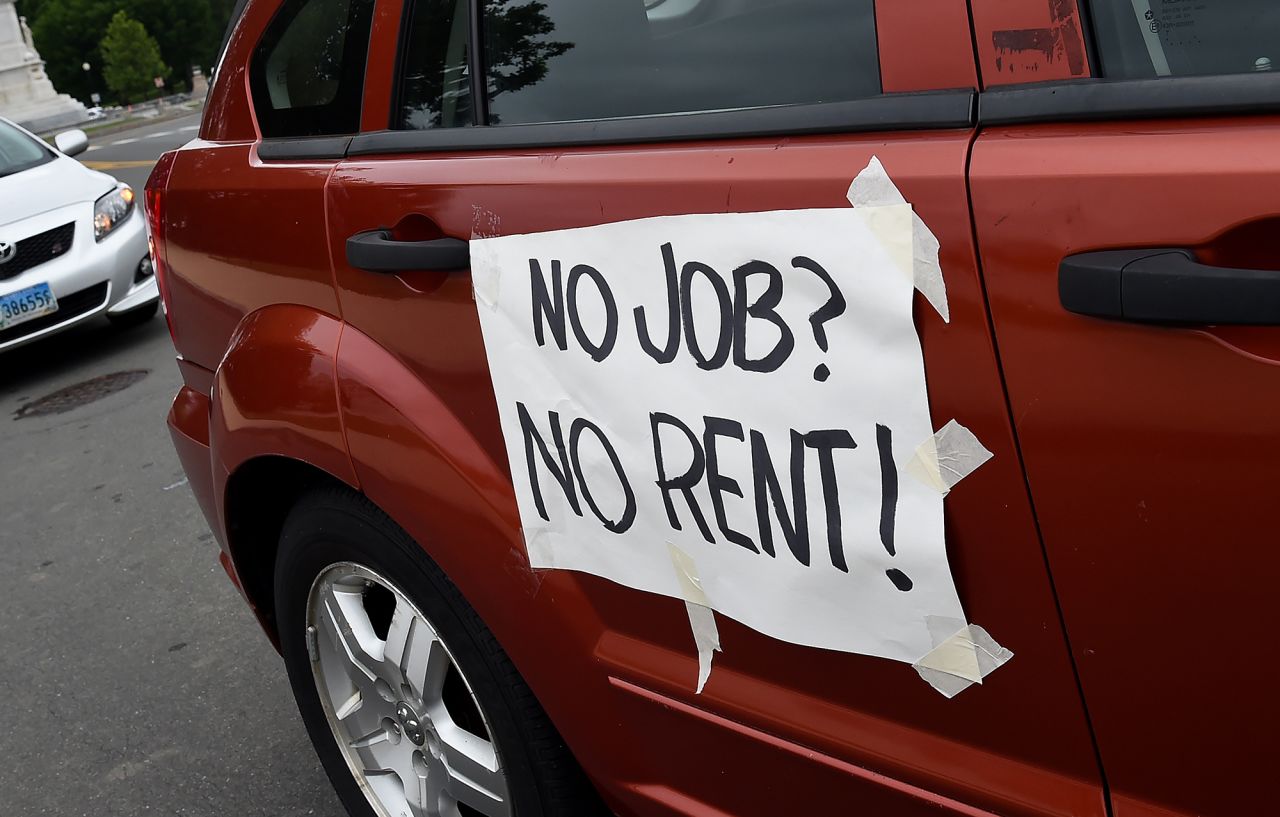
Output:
[[393, 0, 880, 129], [396, 0, 474, 129], [249, 0, 375, 137], [0, 120, 52, 178], [1090, 0, 1280, 78]]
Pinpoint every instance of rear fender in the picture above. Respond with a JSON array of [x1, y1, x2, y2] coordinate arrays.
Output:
[[334, 325, 605, 669], [210, 304, 359, 575]]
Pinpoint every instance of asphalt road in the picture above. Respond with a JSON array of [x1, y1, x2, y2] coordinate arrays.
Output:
[[1, 111, 344, 815]]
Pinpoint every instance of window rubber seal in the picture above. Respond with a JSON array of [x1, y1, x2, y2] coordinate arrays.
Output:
[[979, 72, 1280, 125], [343, 89, 975, 157], [257, 135, 354, 160]]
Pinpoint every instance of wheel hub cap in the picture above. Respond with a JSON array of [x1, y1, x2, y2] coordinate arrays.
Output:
[[395, 701, 427, 746]]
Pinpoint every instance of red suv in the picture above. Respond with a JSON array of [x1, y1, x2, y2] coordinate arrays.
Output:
[[151, 1, 1280, 815]]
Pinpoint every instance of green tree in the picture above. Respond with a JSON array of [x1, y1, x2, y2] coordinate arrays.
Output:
[[25, 1, 223, 100], [100, 10, 169, 103], [28, 0, 116, 104], [122, 0, 215, 88]]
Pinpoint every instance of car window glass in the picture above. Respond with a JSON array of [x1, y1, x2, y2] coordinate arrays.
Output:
[[393, 0, 881, 130], [1089, 0, 1280, 78], [483, 0, 880, 125], [249, 0, 375, 137], [0, 120, 51, 177], [396, 0, 474, 129]]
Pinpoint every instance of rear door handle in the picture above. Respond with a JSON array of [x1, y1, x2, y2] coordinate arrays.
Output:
[[346, 230, 470, 272], [1060, 248, 1280, 325]]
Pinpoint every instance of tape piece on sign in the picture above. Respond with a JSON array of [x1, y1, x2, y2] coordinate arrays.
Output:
[[906, 419, 993, 496], [913, 616, 1013, 698], [668, 544, 721, 694], [470, 240, 501, 310], [846, 156, 950, 323]]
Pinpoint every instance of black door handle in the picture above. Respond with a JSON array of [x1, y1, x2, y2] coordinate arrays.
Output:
[[346, 230, 470, 272], [1060, 248, 1280, 325]]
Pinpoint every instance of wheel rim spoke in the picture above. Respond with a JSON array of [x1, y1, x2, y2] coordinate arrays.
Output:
[[438, 722, 509, 817], [317, 581, 383, 690], [385, 597, 442, 702], [307, 563, 509, 817]]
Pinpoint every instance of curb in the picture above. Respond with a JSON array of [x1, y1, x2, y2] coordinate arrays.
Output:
[[39, 103, 204, 141]]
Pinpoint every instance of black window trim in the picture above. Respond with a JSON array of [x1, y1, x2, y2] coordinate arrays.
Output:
[[351, 90, 975, 156], [258, 135, 354, 160], [259, 89, 974, 161], [979, 72, 1280, 126]]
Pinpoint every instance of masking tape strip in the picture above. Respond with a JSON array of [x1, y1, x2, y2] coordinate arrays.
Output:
[[906, 419, 993, 496], [470, 241, 500, 310], [861, 204, 914, 285], [847, 156, 950, 323], [913, 615, 1013, 698], [668, 544, 721, 694]]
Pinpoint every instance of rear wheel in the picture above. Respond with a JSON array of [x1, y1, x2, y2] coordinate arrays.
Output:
[[274, 487, 605, 817]]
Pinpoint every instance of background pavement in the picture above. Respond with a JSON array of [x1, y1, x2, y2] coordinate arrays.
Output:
[[0, 112, 344, 815]]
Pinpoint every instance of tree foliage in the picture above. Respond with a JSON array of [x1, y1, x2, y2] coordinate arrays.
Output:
[[19, 0, 229, 103], [100, 10, 168, 103]]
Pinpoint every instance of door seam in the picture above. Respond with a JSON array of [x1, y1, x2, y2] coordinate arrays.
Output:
[[961, 126, 1113, 816]]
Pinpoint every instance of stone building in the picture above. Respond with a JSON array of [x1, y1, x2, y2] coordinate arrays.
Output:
[[0, 0, 85, 130]]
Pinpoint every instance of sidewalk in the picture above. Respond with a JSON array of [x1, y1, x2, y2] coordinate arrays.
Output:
[[38, 98, 204, 140]]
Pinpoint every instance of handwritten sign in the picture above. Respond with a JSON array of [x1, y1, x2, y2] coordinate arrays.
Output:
[[472, 205, 966, 665]]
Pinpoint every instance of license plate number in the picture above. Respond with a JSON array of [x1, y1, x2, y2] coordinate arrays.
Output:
[[0, 283, 59, 330]]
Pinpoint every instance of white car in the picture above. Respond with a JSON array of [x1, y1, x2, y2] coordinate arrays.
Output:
[[0, 115, 156, 352]]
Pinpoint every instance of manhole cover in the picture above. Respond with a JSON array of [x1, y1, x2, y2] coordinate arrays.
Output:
[[14, 370, 149, 419]]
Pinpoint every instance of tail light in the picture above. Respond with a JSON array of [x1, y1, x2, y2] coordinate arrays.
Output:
[[144, 150, 179, 339]]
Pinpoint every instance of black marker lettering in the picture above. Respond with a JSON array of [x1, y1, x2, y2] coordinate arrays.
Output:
[[566, 264, 618, 362], [634, 243, 682, 363], [680, 261, 732, 370], [515, 402, 581, 522], [750, 429, 809, 565], [702, 416, 756, 553], [802, 429, 858, 572], [650, 412, 714, 543], [876, 424, 912, 591], [569, 418, 636, 533], [732, 260, 795, 373], [529, 259, 567, 351]]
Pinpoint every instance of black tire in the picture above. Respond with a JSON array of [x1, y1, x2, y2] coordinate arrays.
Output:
[[106, 300, 159, 329], [274, 485, 607, 817]]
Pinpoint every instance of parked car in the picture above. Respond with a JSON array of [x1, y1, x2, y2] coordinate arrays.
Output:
[[0, 116, 156, 351], [151, 1, 1279, 816]]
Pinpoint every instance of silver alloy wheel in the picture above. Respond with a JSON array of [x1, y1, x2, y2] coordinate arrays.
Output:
[[307, 562, 511, 817]]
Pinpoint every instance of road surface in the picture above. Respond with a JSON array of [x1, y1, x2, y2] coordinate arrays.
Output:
[[0, 111, 344, 815]]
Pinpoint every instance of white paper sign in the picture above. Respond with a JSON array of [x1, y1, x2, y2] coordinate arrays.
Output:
[[471, 204, 966, 665]]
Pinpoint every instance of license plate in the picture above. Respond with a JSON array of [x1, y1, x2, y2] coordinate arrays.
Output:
[[0, 283, 59, 330]]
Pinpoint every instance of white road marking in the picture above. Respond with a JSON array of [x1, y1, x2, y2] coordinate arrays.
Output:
[[179, 125, 198, 132], [111, 138, 139, 145], [162, 477, 189, 492], [146, 131, 174, 139], [86, 145, 101, 152]]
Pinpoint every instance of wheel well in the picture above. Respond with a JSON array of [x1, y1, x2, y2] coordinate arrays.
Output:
[[223, 456, 352, 643]]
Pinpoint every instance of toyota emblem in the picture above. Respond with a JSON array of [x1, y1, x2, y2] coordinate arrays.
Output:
[[0, 241, 14, 265]]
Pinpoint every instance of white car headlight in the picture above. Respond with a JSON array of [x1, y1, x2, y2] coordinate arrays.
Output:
[[94, 185, 135, 242]]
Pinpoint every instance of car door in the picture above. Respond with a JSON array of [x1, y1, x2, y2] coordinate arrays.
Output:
[[321, 1, 1104, 814], [969, 1, 1280, 816]]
